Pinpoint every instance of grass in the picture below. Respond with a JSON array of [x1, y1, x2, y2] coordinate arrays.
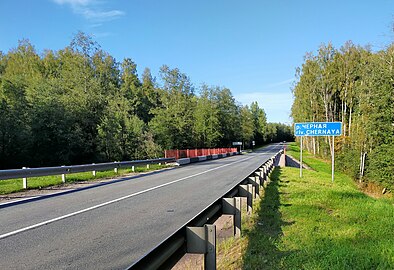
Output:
[[217, 142, 394, 269], [0, 164, 169, 195]]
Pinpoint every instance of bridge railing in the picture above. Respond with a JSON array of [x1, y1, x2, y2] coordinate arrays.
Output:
[[165, 148, 237, 159]]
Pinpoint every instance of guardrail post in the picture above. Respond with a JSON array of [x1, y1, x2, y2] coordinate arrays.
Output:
[[222, 197, 241, 238], [186, 224, 216, 270], [253, 172, 260, 186], [248, 176, 259, 198], [61, 165, 66, 183], [270, 158, 275, 173], [239, 184, 253, 214], [258, 166, 264, 186], [22, 167, 27, 189], [248, 184, 254, 209], [92, 163, 96, 177], [260, 168, 265, 183], [265, 164, 271, 184], [254, 172, 262, 188], [260, 165, 266, 181]]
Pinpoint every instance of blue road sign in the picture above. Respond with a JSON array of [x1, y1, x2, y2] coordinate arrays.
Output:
[[294, 122, 342, 137]]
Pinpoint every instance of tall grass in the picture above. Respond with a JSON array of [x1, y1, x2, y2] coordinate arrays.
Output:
[[218, 143, 394, 269]]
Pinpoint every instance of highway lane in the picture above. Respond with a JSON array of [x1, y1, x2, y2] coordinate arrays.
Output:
[[0, 144, 282, 269]]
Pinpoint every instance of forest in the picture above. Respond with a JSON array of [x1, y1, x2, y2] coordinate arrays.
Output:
[[0, 32, 293, 169], [291, 41, 394, 188]]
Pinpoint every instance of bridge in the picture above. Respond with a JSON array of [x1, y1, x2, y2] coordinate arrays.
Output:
[[0, 144, 282, 269]]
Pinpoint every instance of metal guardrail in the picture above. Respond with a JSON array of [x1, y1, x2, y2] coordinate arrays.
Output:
[[128, 150, 284, 270], [0, 158, 176, 181]]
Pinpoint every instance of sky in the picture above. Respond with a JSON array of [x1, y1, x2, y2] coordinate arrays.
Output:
[[0, 0, 393, 123]]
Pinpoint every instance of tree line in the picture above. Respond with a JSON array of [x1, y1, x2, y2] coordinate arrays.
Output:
[[291, 41, 394, 188], [0, 32, 293, 169]]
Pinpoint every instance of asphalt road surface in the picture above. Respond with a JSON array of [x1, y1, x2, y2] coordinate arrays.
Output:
[[0, 144, 282, 270]]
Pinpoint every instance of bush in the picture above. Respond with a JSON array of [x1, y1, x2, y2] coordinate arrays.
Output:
[[366, 142, 394, 188], [337, 147, 361, 179]]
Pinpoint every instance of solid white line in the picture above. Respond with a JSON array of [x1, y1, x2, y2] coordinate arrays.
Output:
[[0, 154, 258, 240]]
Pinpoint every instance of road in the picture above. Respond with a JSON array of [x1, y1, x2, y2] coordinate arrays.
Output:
[[0, 144, 282, 270]]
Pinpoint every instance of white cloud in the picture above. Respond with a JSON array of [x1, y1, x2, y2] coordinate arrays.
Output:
[[80, 9, 125, 21], [52, 0, 125, 22], [265, 78, 294, 88]]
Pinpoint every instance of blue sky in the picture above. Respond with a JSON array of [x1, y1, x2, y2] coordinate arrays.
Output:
[[0, 0, 393, 123]]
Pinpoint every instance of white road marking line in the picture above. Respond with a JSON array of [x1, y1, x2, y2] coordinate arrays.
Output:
[[0, 154, 263, 240]]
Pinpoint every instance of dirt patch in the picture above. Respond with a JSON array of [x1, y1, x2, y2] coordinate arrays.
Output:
[[285, 155, 312, 170], [358, 181, 392, 199]]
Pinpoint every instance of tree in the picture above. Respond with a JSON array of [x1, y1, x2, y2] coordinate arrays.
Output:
[[97, 95, 145, 161], [240, 106, 254, 147], [192, 84, 221, 148], [292, 41, 394, 188], [215, 87, 241, 146], [0, 40, 40, 168], [0, 34, 287, 170], [120, 58, 141, 114], [92, 50, 120, 96], [149, 65, 195, 149], [139, 67, 159, 123], [250, 101, 267, 145]]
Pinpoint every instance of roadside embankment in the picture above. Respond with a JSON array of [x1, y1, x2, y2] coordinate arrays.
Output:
[[217, 146, 394, 269]]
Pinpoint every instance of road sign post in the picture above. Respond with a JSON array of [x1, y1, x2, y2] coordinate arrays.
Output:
[[300, 136, 303, 178], [331, 136, 334, 182], [232, 142, 242, 152], [294, 122, 342, 182]]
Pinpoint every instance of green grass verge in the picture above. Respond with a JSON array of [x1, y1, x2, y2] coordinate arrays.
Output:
[[0, 164, 169, 195], [218, 144, 394, 270], [285, 142, 331, 172]]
